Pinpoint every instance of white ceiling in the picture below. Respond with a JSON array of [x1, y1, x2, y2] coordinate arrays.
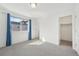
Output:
[[0, 3, 74, 18]]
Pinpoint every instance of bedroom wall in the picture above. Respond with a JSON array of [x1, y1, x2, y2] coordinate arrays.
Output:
[[38, 8, 73, 45], [12, 31, 28, 44], [32, 18, 39, 39], [38, 15, 59, 45], [0, 6, 39, 47], [12, 18, 39, 44], [0, 8, 7, 47], [73, 4, 79, 54], [38, 3, 79, 55], [0, 3, 74, 46]]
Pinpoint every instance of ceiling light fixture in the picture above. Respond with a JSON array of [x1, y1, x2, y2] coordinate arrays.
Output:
[[30, 3, 37, 8]]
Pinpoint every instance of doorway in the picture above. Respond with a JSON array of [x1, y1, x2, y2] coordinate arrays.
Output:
[[59, 15, 72, 47]]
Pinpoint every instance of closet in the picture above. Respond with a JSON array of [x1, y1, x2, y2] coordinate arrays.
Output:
[[59, 15, 72, 47]]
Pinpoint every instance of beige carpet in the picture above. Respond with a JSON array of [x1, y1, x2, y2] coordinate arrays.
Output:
[[0, 40, 78, 56]]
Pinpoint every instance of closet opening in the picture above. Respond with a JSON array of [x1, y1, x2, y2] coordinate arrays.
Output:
[[59, 15, 72, 47]]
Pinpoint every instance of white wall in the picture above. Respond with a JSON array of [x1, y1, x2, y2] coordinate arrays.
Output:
[[73, 4, 79, 54], [38, 15, 59, 45], [32, 18, 39, 39], [0, 6, 39, 48], [12, 18, 39, 44], [38, 4, 79, 54], [12, 31, 28, 44], [0, 8, 7, 48], [38, 9, 73, 45], [0, 3, 79, 54], [0, 3, 74, 46]]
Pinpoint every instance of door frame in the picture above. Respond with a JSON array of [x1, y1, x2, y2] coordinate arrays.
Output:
[[59, 15, 73, 47]]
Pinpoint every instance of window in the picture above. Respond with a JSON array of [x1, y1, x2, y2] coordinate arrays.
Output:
[[10, 16, 21, 31], [11, 22, 20, 31], [10, 16, 28, 31], [21, 21, 28, 31]]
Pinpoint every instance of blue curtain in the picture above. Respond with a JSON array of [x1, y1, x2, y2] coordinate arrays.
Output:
[[28, 19, 32, 40], [6, 13, 11, 46]]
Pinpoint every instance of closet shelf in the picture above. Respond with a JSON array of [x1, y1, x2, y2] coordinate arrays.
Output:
[[60, 23, 72, 25]]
